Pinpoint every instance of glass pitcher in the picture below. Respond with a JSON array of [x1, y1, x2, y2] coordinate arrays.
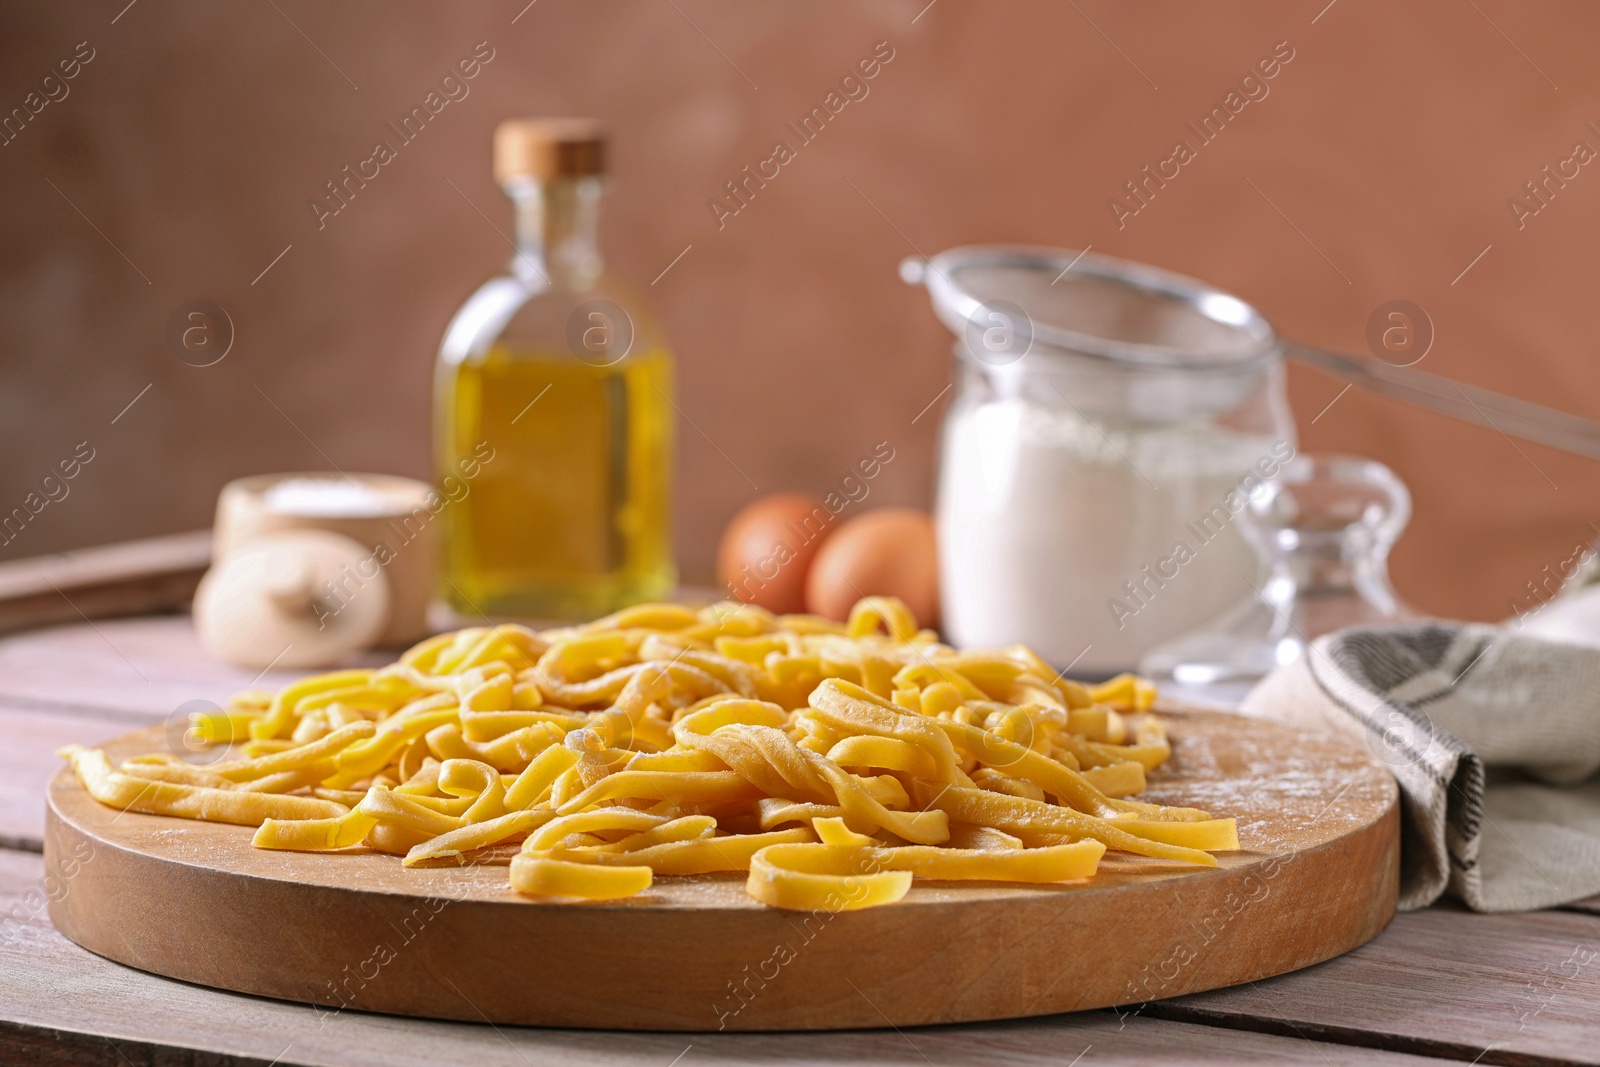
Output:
[[904, 247, 1296, 674]]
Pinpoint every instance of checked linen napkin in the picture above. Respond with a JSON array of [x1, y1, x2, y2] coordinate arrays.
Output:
[[1241, 622, 1600, 912]]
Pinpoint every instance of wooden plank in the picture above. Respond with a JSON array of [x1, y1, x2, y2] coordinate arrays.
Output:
[[1149, 905, 1600, 1066], [0, 706, 141, 851], [0, 531, 212, 637], [0, 607, 1584, 1061], [0, 617, 337, 717], [0, 852, 1451, 1067]]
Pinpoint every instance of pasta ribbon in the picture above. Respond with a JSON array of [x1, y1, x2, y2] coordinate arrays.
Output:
[[254, 809, 377, 851], [748, 844, 913, 911], [510, 855, 653, 899], [62, 596, 1236, 909], [62, 746, 347, 827]]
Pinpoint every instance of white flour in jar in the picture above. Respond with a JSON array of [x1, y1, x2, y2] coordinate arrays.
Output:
[[937, 395, 1282, 673]]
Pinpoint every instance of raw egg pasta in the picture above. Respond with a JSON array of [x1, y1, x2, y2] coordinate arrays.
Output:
[[60, 597, 1237, 910]]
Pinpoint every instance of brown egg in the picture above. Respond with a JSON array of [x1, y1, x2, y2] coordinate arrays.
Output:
[[716, 493, 837, 614], [805, 508, 939, 628]]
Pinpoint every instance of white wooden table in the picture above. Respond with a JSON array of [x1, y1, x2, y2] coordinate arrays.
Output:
[[1, 613, 1597, 1064]]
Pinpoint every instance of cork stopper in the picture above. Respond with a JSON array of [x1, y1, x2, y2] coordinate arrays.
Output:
[[495, 118, 606, 182]]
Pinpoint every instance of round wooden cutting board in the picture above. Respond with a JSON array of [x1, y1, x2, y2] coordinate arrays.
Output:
[[44, 708, 1398, 1032]]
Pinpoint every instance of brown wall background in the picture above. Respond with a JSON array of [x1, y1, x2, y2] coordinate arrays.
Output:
[[4, 0, 1600, 623]]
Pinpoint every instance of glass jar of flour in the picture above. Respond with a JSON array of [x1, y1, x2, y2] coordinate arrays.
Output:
[[903, 247, 1295, 674]]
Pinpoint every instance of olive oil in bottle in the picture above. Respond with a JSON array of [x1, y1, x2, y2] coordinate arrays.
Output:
[[435, 119, 675, 618]]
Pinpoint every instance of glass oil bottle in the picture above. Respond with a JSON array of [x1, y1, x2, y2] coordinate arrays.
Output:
[[435, 119, 675, 618]]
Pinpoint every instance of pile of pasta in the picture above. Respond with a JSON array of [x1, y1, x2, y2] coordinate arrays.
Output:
[[61, 596, 1237, 910]]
